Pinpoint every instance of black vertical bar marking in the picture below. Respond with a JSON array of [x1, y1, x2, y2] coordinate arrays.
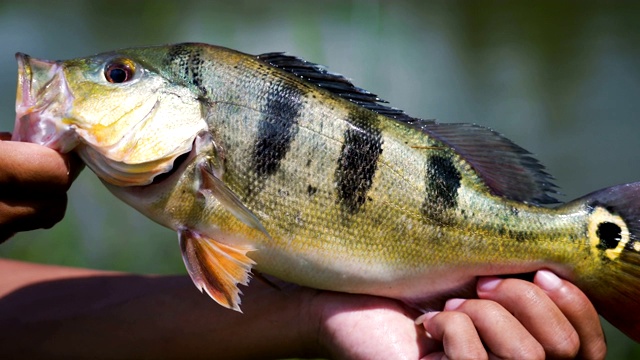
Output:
[[335, 108, 383, 214], [252, 82, 304, 178], [422, 154, 461, 214]]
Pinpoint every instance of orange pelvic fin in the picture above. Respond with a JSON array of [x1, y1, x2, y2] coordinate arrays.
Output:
[[179, 228, 256, 312]]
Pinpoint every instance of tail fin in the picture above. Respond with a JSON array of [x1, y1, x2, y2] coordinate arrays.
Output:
[[568, 182, 640, 341]]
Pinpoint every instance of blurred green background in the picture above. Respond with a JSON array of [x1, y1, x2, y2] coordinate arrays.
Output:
[[0, 0, 639, 358]]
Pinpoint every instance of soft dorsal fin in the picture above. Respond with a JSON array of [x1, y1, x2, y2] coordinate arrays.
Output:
[[257, 52, 416, 122], [414, 120, 560, 205]]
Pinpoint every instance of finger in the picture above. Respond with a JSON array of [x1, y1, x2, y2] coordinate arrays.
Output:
[[448, 298, 546, 359], [534, 270, 607, 360], [421, 310, 488, 360], [0, 193, 68, 234], [0, 141, 78, 192], [420, 351, 447, 360], [477, 277, 580, 359]]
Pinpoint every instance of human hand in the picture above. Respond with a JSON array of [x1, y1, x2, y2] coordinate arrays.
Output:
[[312, 270, 606, 360], [310, 290, 429, 359], [0, 132, 83, 242], [421, 270, 607, 360]]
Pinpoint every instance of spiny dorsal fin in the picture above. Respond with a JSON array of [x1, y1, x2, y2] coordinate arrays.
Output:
[[414, 120, 560, 205], [256, 52, 415, 122]]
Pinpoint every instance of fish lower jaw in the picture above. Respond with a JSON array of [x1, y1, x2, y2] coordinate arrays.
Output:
[[12, 111, 79, 153]]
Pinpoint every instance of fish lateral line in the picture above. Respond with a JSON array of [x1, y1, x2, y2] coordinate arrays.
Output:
[[410, 145, 447, 150]]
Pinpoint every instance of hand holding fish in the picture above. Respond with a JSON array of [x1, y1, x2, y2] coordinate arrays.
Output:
[[419, 271, 606, 359], [0, 132, 82, 241], [0, 259, 605, 359], [317, 271, 605, 360]]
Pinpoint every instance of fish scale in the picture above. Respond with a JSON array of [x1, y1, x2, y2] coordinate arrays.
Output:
[[11, 43, 640, 341]]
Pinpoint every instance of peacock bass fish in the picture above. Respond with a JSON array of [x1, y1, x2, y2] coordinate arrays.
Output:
[[12, 43, 640, 341]]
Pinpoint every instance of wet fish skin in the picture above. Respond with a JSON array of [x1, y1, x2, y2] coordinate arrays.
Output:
[[12, 43, 640, 340]]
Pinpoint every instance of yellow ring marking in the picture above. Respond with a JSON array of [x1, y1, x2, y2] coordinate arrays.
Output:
[[588, 206, 630, 261]]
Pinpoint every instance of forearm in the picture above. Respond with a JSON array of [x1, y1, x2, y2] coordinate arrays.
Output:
[[0, 259, 320, 359]]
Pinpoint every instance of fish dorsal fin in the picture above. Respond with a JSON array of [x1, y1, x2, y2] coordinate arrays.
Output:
[[257, 52, 415, 122], [415, 121, 560, 205], [257, 52, 558, 205]]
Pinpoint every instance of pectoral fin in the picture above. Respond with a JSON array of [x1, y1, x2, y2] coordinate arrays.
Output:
[[198, 163, 272, 240], [179, 228, 256, 311]]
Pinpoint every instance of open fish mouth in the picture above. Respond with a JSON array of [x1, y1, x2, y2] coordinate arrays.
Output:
[[12, 53, 78, 153], [12, 53, 205, 187]]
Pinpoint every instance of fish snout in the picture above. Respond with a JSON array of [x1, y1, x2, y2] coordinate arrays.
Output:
[[14, 52, 58, 114]]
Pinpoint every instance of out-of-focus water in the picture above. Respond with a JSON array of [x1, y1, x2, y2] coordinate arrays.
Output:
[[0, 1, 639, 357]]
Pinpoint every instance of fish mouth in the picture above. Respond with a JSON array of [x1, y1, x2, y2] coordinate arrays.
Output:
[[12, 53, 78, 152]]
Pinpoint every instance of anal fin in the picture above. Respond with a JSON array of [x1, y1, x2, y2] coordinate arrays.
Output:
[[179, 228, 256, 312]]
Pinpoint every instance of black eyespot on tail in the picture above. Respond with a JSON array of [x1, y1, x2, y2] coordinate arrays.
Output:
[[596, 222, 622, 250], [569, 182, 640, 341]]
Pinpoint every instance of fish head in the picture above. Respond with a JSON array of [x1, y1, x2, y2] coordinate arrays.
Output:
[[13, 50, 207, 186]]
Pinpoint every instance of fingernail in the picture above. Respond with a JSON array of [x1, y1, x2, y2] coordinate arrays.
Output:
[[414, 311, 438, 325], [477, 277, 501, 292], [535, 270, 562, 291], [444, 298, 466, 311], [415, 311, 440, 338]]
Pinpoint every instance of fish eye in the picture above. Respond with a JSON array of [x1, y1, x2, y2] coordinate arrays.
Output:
[[104, 59, 136, 84]]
